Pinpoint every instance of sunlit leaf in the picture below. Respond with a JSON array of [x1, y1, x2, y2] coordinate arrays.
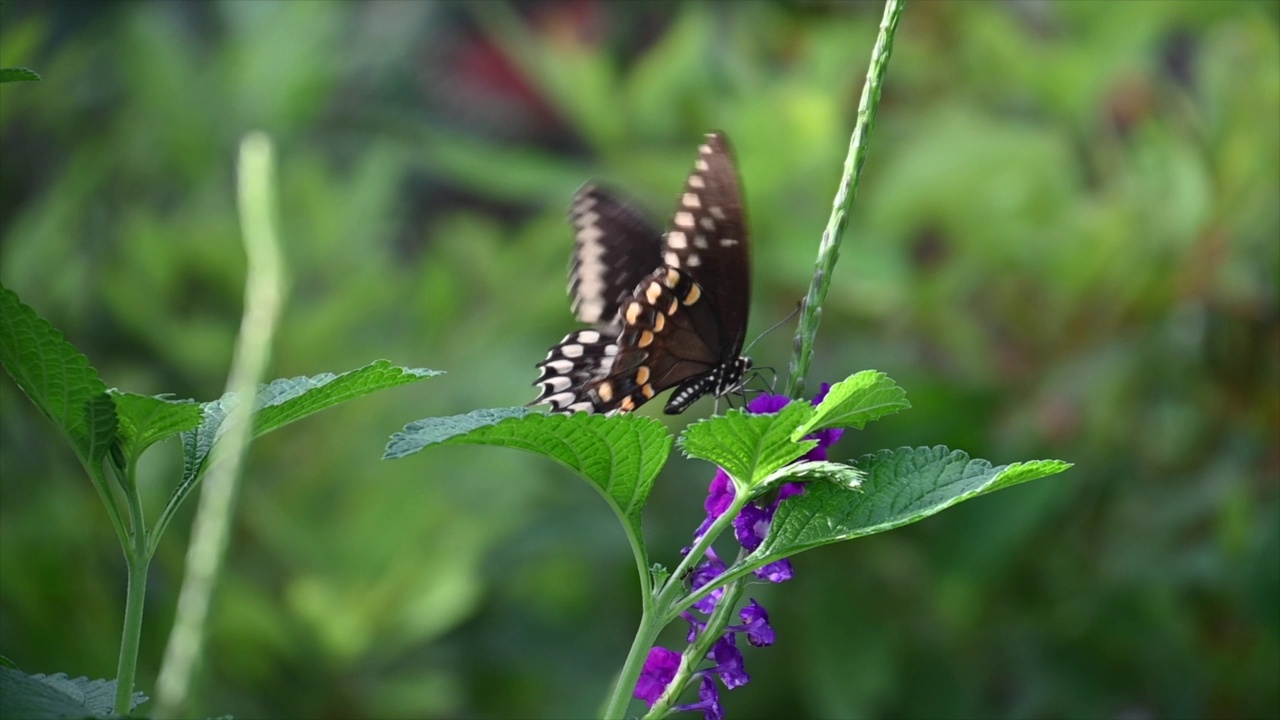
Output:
[[678, 403, 816, 489], [792, 370, 910, 439]]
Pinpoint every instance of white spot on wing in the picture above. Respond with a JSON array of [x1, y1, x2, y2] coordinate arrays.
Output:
[[686, 254, 702, 267], [544, 359, 574, 374], [664, 251, 681, 267], [540, 376, 572, 392], [720, 238, 739, 247], [667, 231, 687, 249], [674, 212, 695, 229], [561, 344, 584, 358], [577, 330, 601, 343], [682, 193, 701, 208], [700, 216, 715, 230], [709, 206, 726, 220], [694, 234, 708, 249], [689, 175, 705, 189]]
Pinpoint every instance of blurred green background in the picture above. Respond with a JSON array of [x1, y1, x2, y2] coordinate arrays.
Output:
[[2, 1, 1277, 718]]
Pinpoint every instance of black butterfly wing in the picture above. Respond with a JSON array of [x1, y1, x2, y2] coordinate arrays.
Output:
[[533, 132, 751, 415], [567, 184, 664, 334], [659, 132, 751, 361]]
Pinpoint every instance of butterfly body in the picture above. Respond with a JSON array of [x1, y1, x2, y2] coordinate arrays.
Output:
[[533, 132, 752, 415]]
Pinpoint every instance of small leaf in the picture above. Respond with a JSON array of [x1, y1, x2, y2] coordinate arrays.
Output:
[[0, 667, 148, 718], [0, 67, 41, 83], [112, 391, 202, 460], [762, 460, 865, 492], [0, 284, 118, 468], [793, 370, 910, 439], [731, 447, 1070, 577], [182, 360, 440, 485], [387, 408, 671, 559], [158, 361, 440, 548], [679, 403, 816, 488]]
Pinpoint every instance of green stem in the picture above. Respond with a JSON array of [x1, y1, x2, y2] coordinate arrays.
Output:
[[786, 0, 904, 399], [113, 455, 149, 715], [643, 575, 747, 720], [600, 490, 750, 719], [600, 608, 665, 720]]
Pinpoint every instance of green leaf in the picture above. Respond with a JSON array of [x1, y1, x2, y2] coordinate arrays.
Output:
[[0, 284, 118, 468], [386, 408, 671, 556], [182, 360, 441, 485], [152, 361, 440, 553], [730, 447, 1071, 577], [678, 403, 816, 489], [792, 370, 910, 439], [0, 667, 148, 718], [111, 391, 202, 460], [0, 67, 41, 83]]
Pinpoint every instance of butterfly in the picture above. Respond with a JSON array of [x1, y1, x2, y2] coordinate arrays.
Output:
[[531, 131, 752, 415]]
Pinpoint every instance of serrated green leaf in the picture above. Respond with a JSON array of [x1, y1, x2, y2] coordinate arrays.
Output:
[[0, 67, 41, 83], [0, 667, 148, 718], [156, 361, 441, 552], [792, 370, 910, 439], [111, 391, 202, 460], [678, 403, 816, 488], [386, 408, 671, 556], [181, 360, 440, 484], [731, 447, 1071, 577], [0, 285, 118, 468]]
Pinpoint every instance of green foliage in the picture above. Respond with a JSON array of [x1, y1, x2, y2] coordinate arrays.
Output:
[[111, 392, 202, 459], [1, 1, 1276, 718], [0, 666, 147, 719], [679, 403, 816, 493], [793, 370, 910, 437], [389, 409, 671, 562], [736, 448, 1071, 578], [0, 284, 118, 469], [0, 67, 39, 83]]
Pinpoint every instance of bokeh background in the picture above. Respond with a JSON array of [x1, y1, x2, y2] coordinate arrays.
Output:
[[2, 1, 1277, 718]]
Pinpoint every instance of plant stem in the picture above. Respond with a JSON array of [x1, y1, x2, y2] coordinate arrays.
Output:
[[600, 489, 750, 719], [113, 552, 148, 715], [786, 0, 904, 399], [113, 455, 149, 715]]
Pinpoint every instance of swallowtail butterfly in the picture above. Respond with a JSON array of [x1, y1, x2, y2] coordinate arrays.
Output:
[[532, 131, 752, 415]]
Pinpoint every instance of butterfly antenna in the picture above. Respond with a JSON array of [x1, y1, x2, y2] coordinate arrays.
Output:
[[742, 302, 802, 357]]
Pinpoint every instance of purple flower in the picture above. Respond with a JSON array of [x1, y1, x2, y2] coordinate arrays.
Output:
[[708, 633, 750, 689], [696, 470, 735, 539], [635, 647, 682, 707], [674, 676, 725, 720], [747, 393, 791, 414], [731, 600, 776, 647], [688, 547, 727, 614], [753, 558, 793, 583]]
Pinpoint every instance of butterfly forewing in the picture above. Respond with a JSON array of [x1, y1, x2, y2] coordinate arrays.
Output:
[[567, 185, 664, 333], [661, 133, 751, 354]]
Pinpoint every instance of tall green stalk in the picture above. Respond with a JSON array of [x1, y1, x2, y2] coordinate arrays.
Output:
[[153, 133, 286, 718], [786, 0, 904, 400]]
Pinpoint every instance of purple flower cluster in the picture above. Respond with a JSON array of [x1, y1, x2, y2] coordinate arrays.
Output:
[[635, 386, 844, 718]]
